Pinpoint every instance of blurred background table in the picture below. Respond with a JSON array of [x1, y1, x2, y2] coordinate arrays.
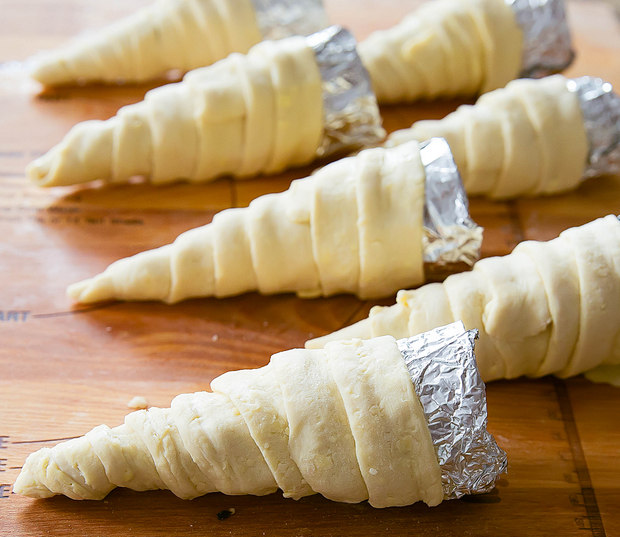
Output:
[[1, 0, 619, 535]]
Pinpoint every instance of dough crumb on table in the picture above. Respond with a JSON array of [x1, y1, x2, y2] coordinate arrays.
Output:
[[127, 396, 149, 410]]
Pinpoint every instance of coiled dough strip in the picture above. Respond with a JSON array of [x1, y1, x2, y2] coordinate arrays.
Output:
[[387, 75, 589, 199], [30, 0, 263, 86], [307, 216, 620, 382], [13, 336, 443, 508], [27, 36, 323, 187], [67, 143, 426, 303], [358, 0, 523, 104]]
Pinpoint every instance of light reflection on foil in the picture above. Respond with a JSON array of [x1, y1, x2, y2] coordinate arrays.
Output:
[[419, 138, 483, 267], [398, 322, 508, 499], [567, 76, 620, 179], [508, 0, 574, 78], [307, 26, 386, 157], [251, 0, 328, 40]]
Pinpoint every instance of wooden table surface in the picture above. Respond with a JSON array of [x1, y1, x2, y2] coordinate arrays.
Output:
[[1, 1, 619, 535]]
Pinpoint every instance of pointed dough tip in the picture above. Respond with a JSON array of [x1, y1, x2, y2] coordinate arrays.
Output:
[[29, 61, 60, 87], [12, 453, 55, 498], [26, 157, 54, 187], [67, 276, 112, 304], [67, 279, 91, 303]]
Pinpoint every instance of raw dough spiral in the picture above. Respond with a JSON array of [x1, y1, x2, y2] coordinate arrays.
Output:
[[387, 75, 589, 199], [13, 336, 443, 508], [67, 143, 426, 303], [358, 0, 523, 104], [30, 0, 263, 86], [307, 216, 620, 382], [28, 36, 323, 187]]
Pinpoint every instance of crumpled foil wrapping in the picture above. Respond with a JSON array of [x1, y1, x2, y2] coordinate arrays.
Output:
[[508, 0, 574, 78], [397, 322, 508, 500], [251, 0, 328, 40], [419, 138, 483, 267], [307, 26, 386, 158], [567, 76, 620, 179]]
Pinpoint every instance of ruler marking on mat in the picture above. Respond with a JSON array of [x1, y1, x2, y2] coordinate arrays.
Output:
[[31, 302, 117, 319], [11, 436, 80, 445], [554, 378, 606, 537]]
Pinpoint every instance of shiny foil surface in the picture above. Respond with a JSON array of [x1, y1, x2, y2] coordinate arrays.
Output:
[[568, 76, 620, 178], [251, 0, 328, 40], [307, 26, 386, 157], [397, 322, 508, 500], [508, 0, 574, 78], [419, 138, 483, 267]]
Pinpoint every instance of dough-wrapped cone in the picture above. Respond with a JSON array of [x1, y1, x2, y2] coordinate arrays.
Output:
[[28, 0, 327, 86], [386, 76, 589, 199], [68, 143, 427, 304], [28, 36, 325, 187], [13, 336, 444, 507], [307, 216, 620, 382], [31, 0, 264, 86], [358, 0, 524, 104]]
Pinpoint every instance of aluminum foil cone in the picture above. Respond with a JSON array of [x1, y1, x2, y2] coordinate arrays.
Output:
[[252, 0, 328, 40], [398, 321, 508, 499], [420, 138, 483, 270], [509, 0, 574, 78], [567, 76, 620, 178], [308, 26, 386, 157]]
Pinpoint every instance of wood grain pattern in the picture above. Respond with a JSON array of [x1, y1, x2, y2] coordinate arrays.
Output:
[[1, 1, 619, 535]]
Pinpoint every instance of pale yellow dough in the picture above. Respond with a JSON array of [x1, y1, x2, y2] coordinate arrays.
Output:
[[387, 75, 589, 199], [28, 36, 323, 187], [358, 0, 523, 104], [307, 216, 620, 383], [30, 0, 263, 86], [13, 336, 443, 507], [67, 143, 426, 303]]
